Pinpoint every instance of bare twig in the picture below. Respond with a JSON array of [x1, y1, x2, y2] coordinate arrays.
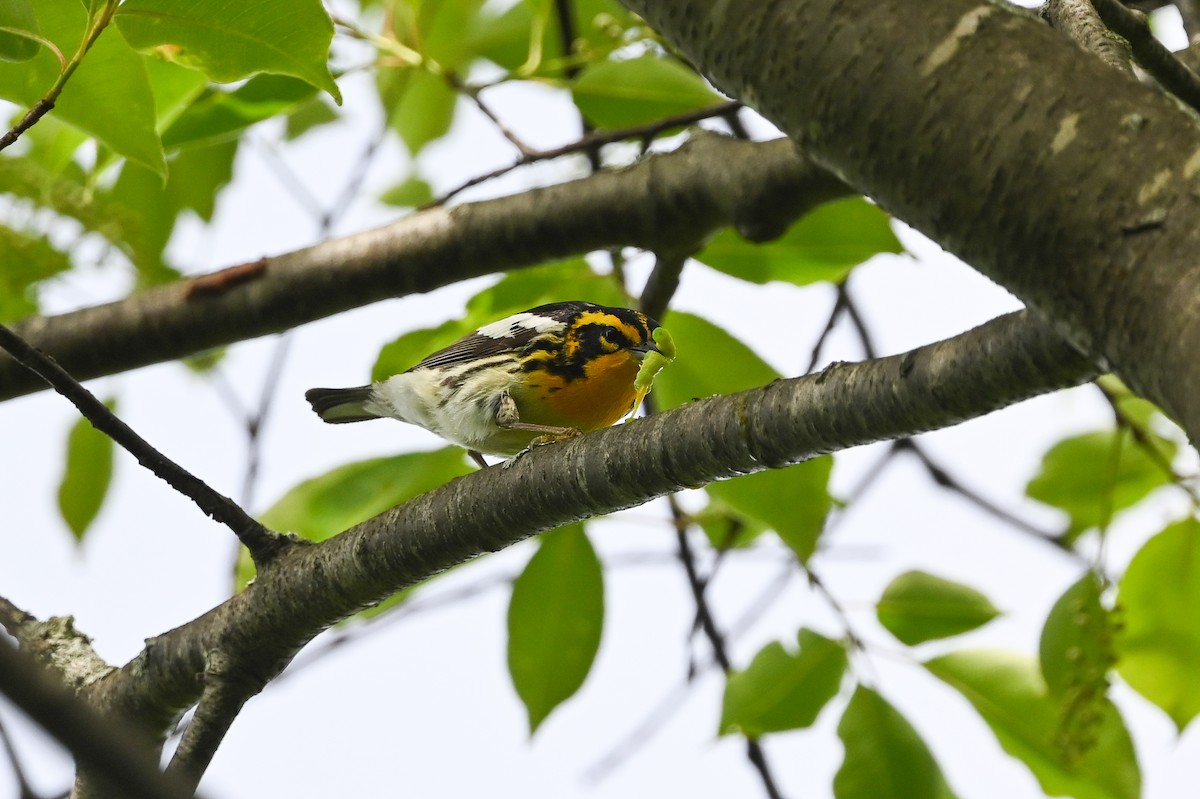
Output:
[[0, 324, 290, 566], [667, 499, 785, 799], [1095, 379, 1200, 502], [1090, 0, 1200, 111], [895, 439, 1074, 551], [0, 714, 39, 799], [428, 101, 742, 206], [803, 289, 849, 374], [0, 1, 120, 152], [450, 75, 538, 157]]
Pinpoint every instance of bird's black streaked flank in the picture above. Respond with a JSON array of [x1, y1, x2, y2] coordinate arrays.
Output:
[[306, 301, 676, 467]]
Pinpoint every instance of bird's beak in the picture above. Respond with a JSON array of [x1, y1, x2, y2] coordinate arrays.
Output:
[[629, 339, 660, 358]]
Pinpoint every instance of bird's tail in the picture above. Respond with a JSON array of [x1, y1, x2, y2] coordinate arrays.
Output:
[[305, 386, 379, 423]]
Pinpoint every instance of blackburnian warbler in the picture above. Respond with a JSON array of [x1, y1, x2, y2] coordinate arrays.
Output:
[[305, 301, 673, 466]]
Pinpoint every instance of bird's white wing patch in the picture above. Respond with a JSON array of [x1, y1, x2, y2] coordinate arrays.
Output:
[[476, 312, 561, 340]]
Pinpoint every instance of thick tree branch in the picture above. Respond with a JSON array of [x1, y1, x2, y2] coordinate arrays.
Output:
[[0, 639, 194, 799], [0, 324, 288, 566], [0, 134, 843, 402], [75, 309, 1096, 794], [619, 0, 1200, 446]]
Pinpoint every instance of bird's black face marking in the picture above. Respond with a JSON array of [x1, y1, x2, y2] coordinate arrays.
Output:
[[518, 304, 659, 380]]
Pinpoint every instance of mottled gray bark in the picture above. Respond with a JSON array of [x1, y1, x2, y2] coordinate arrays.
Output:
[[622, 0, 1200, 445]]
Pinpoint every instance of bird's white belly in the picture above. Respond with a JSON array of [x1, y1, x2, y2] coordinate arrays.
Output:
[[370, 360, 521, 452]]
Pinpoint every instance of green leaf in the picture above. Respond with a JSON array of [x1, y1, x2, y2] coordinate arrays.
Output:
[[1041, 573, 1112, 698], [1115, 518, 1200, 730], [0, 0, 164, 174], [144, 56, 208, 132], [0, 224, 73, 321], [260, 447, 472, 542], [285, 94, 339, 140], [571, 55, 722, 128], [720, 628, 846, 737], [467, 0, 636, 75], [372, 320, 463, 383], [926, 650, 1140, 799], [15, 113, 88, 173], [418, 0, 488, 69], [378, 66, 459, 156], [115, 0, 340, 102], [466, 258, 626, 317], [238, 448, 473, 590], [706, 458, 832, 563], [834, 686, 958, 799], [693, 498, 769, 550], [652, 312, 778, 411], [1040, 573, 1116, 763], [508, 524, 604, 733], [57, 399, 117, 542], [108, 139, 238, 285], [695, 198, 902, 286], [0, 0, 41, 62], [1026, 427, 1175, 541], [0, 153, 148, 276], [877, 570, 1001, 646], [162, 74, 318, 149], [379, 175, 433, 208]]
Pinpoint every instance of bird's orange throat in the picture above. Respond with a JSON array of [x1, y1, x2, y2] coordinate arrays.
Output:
[[524, 351, 643, 431]]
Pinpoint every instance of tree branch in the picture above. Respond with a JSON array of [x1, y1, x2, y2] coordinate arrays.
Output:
[[1090, 0, 1200, 109], [0, 134, 844, 402], [163, 652, 257, 794], [619, 0, 1200, 446], [0, 639, 195, 799], [668, 498, 784, 799], [74, 309, 1095, 794], [1044, 0, 1134, 70], [0, 324, 289, 566]]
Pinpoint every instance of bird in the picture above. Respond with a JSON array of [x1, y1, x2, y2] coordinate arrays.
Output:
[[305, 301, 674, 467]]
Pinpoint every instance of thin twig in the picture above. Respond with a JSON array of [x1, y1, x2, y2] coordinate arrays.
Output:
[[837, 286, 1076, 553], [0, 324, 289, 565], [1090, 0, 1200, 112], [667, 499, 785, 799], [0, 714, 39, 799], [427, 101, 742, 207], [0, 1, 119, 152], [1095, 379, 1200, 503], [895, 439, 1076, 552], [803, 289, 849, 374], [450, 75, 537, 157], [554, 0, 602, 171]]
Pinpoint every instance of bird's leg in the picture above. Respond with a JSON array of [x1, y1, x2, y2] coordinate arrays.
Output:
[[468, 450, 489, 468], [494, 392, 581, 443], [495, 393, 581, 468]]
